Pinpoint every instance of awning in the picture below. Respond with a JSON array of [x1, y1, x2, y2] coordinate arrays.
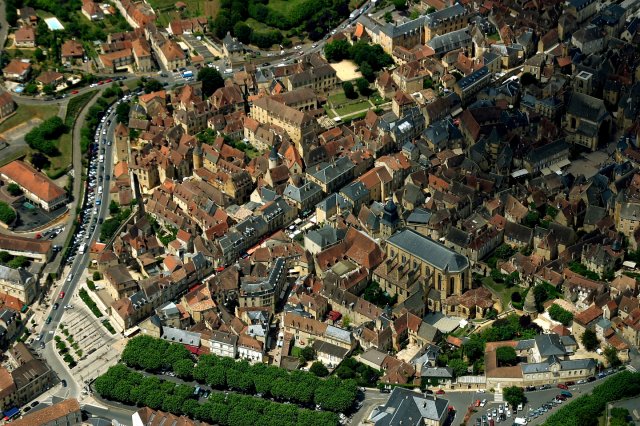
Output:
[[556, 158, 571, 168], [3, 407, 19, 418], [511, 169, 529, 178], [540, 167, 552, 176]]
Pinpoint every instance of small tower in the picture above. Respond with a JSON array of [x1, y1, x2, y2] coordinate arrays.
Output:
[[380, 198, 400, 238], [268, 144, 279, 169], [193, 142, 203, 170], [523, 284, 538, 318]]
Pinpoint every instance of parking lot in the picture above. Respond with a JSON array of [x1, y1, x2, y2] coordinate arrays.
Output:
[[182, 34, 216, 62]]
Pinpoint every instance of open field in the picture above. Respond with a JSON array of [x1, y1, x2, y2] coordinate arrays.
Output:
[[148, 0, 217, 26], [0, 104, 59, 135]]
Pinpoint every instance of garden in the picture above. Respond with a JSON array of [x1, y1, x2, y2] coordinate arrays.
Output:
[[55, 323, 80, 368]]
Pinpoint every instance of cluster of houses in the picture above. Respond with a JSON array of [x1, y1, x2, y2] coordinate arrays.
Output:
[[2, 0, 640, 421]]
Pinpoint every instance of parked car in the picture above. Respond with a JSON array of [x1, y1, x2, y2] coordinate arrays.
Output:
[[53, 303, 59, 310], [436, 389, 445, 395], [557, 383, 568, 390]]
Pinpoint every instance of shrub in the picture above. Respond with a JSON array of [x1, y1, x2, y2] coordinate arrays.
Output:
[[0, 202, 16, 225]]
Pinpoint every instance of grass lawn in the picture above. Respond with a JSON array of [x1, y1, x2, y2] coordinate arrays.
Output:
[[482, 277, 520, 312], [328, 91, 360, 107], [290, 346, 303, 358], [324, 106, 337, 118], [0, 103, 59, 134], [334, 99, 372, 117]]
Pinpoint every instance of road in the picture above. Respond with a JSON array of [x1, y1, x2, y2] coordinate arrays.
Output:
[[33, 98, 119, 402]]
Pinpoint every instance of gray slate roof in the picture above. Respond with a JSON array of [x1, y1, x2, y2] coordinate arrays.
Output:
[[535, 334, 567, 357], [370, 387, 449, 425], [387, 229, 469, 273]]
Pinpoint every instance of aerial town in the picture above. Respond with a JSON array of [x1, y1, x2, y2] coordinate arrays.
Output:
[[0, 0, 639, 424]]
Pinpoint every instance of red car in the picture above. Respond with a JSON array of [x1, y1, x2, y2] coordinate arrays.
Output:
[[97, 81, 104, 85], [474, 399, 481, 407], [436, 389, 445, 395], [565, 381, 576, 386], [557, 383, 568, 390], [35, 233, 42, 239], [71, 90, 79, 94], [105, 79, 113, 83], [59, 292, 65, 299]]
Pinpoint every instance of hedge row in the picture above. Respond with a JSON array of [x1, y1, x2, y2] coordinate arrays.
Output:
[[79, 288, 103, 318]]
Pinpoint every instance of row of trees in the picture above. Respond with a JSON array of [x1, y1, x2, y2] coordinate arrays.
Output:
[[25, 116, 67, 156], [121, 335, 358, 412], [545, 371, 640, 426], [95, 365, 338, 426], [324, 40, 394, 81]]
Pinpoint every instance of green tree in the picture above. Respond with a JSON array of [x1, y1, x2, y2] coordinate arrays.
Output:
[[6, 183, 22, 196], [393, 0, 408, 10], [0, 202, 16, 225], [143, 79, 163, 93], [604, 346, 621, 368], [0, 252, 11, 263], [495, 244, 516, 259], [174, 358, 195, 380], [116, 102, 130, 124], [109, 200, 120, 215], [30, 152, 50, 170], [24, 83, 38, 95], [34, 47, 45, 62], [342, 81, 357, 99], [233, 21, 253, 44], [310, 361, 329, 377], [92, 271, 102, 281], [463, 336, 486, 362], [197, 67, 225, 98], [323, 39, 350, 62], [7, 256, 28, 269], [581, 329, 599, 351], [384, 11, 393, 23], [533, 285, 548, 312], [503, 386, 526, 409], [355, 78, 370, 96], [300, 346, 316, 362], [43, 84, 56, 96], [342, 314, 351, 329], [449, 358, 468, 377], [496, 346, 518, 366]]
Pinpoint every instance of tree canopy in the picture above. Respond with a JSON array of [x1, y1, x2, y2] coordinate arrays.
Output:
[[503, 386, 526, 409], [581, 329, 599, 352], [549, 304, 574, 326], [0, 202, 16, 225], [197, 68, 225, 98], [496, 346, 518, 366]]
